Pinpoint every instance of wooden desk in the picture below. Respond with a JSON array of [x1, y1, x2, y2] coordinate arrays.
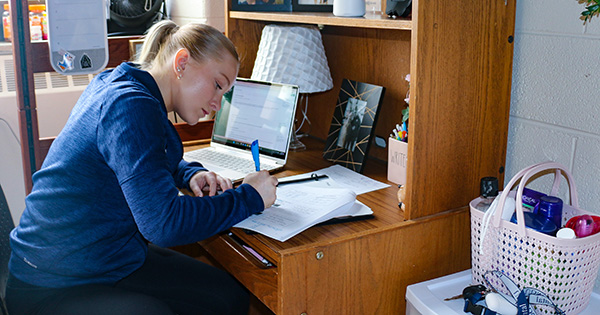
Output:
[[186, 137, 471, 314]]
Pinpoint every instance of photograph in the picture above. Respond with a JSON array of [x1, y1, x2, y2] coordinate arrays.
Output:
[[323, 79, 385, 173], [336, 98, 367, 152]]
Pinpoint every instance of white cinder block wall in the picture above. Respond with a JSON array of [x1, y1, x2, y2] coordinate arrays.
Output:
[[505, 1, 600, 214], [504, 1, 600, 288]]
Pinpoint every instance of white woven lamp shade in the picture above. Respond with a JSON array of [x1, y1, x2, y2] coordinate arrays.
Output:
[[251, 24, 333, 93], [251, 24, 333, 150]]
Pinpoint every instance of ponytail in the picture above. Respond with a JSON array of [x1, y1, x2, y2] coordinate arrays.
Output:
[[135, 20, 239, 71], [136, 20, 179, 69]]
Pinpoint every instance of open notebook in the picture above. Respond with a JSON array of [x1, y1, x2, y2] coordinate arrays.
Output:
[[183, 78, 299, 183]]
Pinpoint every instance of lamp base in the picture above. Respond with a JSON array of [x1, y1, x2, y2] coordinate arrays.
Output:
[[289, 132, 306, 151]]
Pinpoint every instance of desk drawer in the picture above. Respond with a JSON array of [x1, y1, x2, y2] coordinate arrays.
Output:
[[200, 233, 278, 312]]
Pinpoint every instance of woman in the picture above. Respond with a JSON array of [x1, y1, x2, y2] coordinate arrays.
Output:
[[6, 20, 278, 314]]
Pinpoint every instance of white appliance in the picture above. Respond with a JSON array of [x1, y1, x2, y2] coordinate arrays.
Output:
[[333, 0, 366, 17], [405, 269, 600, 315]]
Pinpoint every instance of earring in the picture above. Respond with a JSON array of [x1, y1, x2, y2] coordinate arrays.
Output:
[[176, 66, 182, 80]]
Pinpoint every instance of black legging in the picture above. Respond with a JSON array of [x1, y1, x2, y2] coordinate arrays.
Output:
[[5, 244, 249, 315]]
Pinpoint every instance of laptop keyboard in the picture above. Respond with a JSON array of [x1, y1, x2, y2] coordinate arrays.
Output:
[[185, 149, 278, 173]]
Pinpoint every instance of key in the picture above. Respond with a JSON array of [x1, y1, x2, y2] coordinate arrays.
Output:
[[444, 293, 464, 301], [445, 285, 488, 301]]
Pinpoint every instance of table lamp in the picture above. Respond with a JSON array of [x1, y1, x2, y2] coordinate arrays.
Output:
[[251, 24, 333, 151]]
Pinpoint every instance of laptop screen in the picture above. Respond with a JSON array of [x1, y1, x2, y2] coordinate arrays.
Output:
[[211, 78, 299, 160]]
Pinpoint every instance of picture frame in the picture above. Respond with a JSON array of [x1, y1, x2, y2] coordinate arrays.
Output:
[[128, 38, 145, 61], [323, 79, 385, 173], [230, 0, 293, 12], [292, 0, 333, 12]]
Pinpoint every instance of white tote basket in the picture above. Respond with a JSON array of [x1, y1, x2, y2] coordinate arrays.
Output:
[[470, 162, 600, 314]]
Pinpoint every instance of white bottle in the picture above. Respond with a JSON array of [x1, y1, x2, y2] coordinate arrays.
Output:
[[485, 292, 517, 315], [556, 227, 576, 239], [499, 196, 516, 221], [481, 195, 516, 221], [30, 25, 42, 41], [475, 177, 498, 211], [365, 0, 381, 13], [475, 177, 515, 220]]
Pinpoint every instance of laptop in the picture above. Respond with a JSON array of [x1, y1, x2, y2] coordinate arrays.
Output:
[[183, 78, 299, 183]]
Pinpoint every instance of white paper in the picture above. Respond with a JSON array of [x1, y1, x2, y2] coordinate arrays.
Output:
[[234, 185, 361, 242], [307, 164, 390, 195], [316, 200, 373, 224]]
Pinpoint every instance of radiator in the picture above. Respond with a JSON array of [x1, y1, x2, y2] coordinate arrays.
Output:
[[0, 54, 92, 138], [0, 54, 91, 224]]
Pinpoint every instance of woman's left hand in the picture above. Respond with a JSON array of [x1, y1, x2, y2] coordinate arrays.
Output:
[[189, 171, 233, 197]]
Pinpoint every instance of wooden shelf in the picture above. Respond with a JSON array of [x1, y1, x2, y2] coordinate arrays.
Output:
[[202, 1, 517, 313], [189, 137, 472, 314], [229, 11, 412, 30], [227, 1, 517, 221]]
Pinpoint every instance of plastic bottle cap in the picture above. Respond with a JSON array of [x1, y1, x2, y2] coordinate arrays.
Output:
[[572, 215, 595, 238], [539, 195, 563, 214], [29, 4, 46, 12], [556, 227, 576, 239], [480, 177, 499, 198]]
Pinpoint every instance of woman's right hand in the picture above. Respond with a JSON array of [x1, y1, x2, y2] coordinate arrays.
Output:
[[242, 171, 278, 209]]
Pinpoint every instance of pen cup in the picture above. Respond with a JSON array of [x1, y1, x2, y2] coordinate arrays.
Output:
[[387, 137, 408, 185]]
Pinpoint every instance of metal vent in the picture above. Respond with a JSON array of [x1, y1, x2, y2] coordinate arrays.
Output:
[[4, 59, 16, 92], [48, 72, 69, 88], [72, 74, 91, 87], [0, 55, 96, 96], [34, 73, 47, 90]]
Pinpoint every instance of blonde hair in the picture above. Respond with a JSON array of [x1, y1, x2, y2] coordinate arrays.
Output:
[[135, 20, 239, 71]]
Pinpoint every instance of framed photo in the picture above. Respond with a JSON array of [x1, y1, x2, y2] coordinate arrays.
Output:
[[292, 0, 333, 12], [231, 0, 292, 12], [323, 79, 385, 173], [128, 38, 144, 61]]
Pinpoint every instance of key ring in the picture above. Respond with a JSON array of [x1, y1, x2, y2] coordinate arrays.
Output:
[[462, 285, 497, 315]]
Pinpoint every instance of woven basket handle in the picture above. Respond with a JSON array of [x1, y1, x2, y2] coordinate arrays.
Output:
[[514, 162, 579, 236], [492, 161, 565, 228]]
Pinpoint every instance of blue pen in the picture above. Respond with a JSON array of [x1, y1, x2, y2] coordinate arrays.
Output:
[[251, 139, 260, 171]]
